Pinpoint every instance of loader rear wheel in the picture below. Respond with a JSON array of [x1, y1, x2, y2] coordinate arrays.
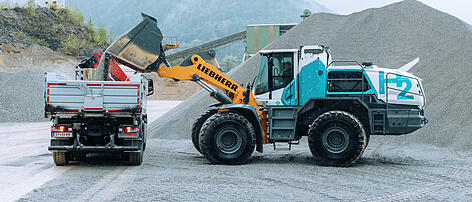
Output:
[[200, 112, 255, 165], [129, 151, 143, 165], [308, 111, 367, 167], [192, 109, 218, 154], [53, 152, 69, 166]]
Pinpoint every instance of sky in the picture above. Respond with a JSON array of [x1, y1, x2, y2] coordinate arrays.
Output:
[[314, 0, 472, 25]]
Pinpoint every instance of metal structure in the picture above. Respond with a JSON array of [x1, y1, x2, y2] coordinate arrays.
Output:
[[245, 24, 297, 59], [166, 31, 246, 62]]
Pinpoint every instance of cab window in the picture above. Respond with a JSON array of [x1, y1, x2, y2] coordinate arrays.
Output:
[[271, 53, 293, 91], [254, 53, 293, 96], [254, 56, 269, 95]]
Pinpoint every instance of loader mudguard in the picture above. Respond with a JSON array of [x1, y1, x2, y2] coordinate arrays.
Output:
[[218, 104, 263, 153]]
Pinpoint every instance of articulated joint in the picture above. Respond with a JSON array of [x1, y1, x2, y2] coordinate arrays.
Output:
[[192, 74, 200, 81]]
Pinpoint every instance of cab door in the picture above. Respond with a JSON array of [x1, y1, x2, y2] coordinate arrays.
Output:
[[296, 47, 328, 105]]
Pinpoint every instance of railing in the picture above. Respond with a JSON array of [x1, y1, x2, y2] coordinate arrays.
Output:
[[75, 67, 96, 81]]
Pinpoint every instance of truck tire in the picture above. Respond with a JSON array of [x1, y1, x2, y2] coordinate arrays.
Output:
[[308, 111, 367, 167], [129, 151, 143, 165], [200, 112, 255, 165], [192, 109, 218, 154], [53, 152, 69, 166]]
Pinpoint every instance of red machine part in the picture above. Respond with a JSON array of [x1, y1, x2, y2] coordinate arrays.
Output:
[[94, 54, 130, 81]]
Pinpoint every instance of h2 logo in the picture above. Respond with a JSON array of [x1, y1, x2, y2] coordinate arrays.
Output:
[[379, 71, 414, 100]]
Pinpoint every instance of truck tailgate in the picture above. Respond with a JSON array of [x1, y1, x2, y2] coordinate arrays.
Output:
[[45, 73, 143, 113]]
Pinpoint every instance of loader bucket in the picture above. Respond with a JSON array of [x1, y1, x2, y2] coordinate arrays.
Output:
[[106, 13, 166, 72]]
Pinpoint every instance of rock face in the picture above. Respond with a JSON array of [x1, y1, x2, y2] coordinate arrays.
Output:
[[149, 0, 472, 150], [0, 6, 106, 59]]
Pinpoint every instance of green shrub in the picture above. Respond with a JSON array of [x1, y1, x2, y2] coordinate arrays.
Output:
[[85, 18, 112, 48], [26, 0, 36, 16], [0, 3, 12, 9], [60, 35, 85, 55], [91, 26, 111, 47], [65, 8, 84, 26]]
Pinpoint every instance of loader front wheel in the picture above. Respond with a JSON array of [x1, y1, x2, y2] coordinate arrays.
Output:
[[53, 152, 69, 166], [200, 112, 255, 165], [192, 109, 218, 154], [308, 111, 367, 167]]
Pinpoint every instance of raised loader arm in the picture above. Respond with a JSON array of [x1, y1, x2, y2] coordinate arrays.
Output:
[[156, 54, 260, 114], [156, 53, 269, 148]]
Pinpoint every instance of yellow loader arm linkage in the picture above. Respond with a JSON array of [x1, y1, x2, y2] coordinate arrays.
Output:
[[156, 54, 268, 143], [156, 55, 259, 112]]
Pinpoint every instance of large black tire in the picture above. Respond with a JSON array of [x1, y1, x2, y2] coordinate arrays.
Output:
[[129, 151, 143, 165], [53, 152, 69, 166], [191, 109, 218, 154], [200, 112, 255, 165], [308, 111, 367, 167]]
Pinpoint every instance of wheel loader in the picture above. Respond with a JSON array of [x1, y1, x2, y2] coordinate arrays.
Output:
[[95, 14, 427, 166]]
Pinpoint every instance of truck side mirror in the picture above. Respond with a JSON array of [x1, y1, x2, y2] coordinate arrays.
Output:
[[147, 79, 154, 96], [268, 57, 274, 67]]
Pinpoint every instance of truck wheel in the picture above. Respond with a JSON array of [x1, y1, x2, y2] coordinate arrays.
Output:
[[53, 152, 69, 166], [200, 112, 255, 165], [192, 109, 218, 154], [308, 111, 367, 167], [129, 151, 143, 165]]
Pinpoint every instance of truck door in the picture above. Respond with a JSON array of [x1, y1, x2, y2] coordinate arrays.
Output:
[[254, 53, 294, 106], [296, 47, 328, 105]]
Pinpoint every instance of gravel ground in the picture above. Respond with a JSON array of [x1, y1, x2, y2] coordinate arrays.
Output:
[[1, 99, 471, 201], [17, 138, 472, 201]]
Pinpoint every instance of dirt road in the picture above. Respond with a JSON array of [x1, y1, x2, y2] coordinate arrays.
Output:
[[1, 100, 471, 201]]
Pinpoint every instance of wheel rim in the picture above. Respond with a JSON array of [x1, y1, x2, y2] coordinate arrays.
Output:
[[215, 126, 243, 154], [321, 126, 349, 154]]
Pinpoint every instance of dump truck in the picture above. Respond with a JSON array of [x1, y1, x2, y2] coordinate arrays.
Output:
[[45, 67, 154, 166], [87, 14, 428, 166]]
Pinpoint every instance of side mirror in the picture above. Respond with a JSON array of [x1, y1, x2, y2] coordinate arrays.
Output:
[[268, 57, 274, 67], [147, 78, 154, 96]]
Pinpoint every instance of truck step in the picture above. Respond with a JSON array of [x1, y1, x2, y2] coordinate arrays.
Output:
[[268, 107, 298, 141], [272, 140, 299, 151]]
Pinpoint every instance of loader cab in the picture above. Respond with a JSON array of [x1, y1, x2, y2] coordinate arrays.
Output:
[[253, 46, 331, 106]]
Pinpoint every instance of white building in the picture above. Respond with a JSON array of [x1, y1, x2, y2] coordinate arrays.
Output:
[[3, 0, 66, 8]]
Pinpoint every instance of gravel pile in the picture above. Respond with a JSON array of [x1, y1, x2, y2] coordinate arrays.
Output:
[[0, 52, 75, 123], [0, 70, 48, 122], [149, 0, 472, 150]]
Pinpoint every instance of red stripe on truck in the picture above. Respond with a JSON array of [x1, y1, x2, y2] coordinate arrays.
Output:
[[84, 108, 103, 111], [104, 84, 139, 87], [86, 84, 101, 86]]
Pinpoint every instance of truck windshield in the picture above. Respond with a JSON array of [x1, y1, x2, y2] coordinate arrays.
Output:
[[254, 56, 269, 95]]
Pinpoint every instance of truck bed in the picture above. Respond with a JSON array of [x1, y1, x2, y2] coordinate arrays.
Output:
[[45, 73, 144, 116]]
